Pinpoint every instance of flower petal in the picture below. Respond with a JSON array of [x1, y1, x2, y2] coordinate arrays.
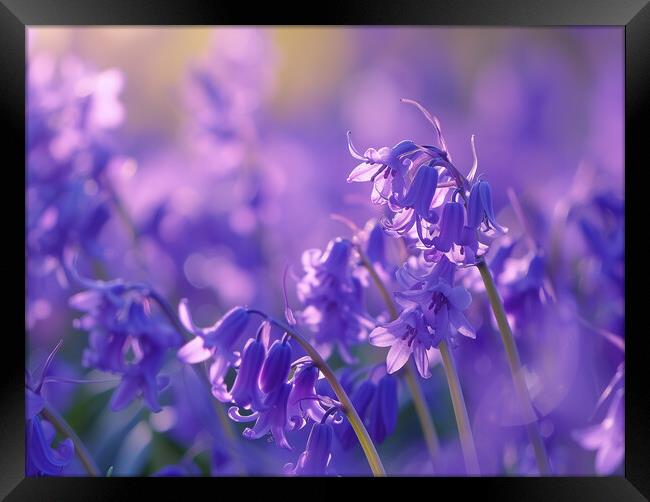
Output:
[[386, 339, 412, 374], [347, 162, 381, 183], [178, 337, 212, 364]]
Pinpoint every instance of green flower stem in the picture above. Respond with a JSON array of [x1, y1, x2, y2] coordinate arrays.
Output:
[[403, 361, 441, 468], [41, 401, 100, 476], [438, 340, 481, 475], [356, 246, 440, 468], [266, 317, 387, 477], [476, 260, 551, 475]]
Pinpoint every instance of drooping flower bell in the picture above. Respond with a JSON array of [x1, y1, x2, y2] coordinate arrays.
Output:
[[286, 362, 330, 427], [366, 373, 399, 444], [285, 420, 334, 476], [229, 382, 298, 450], [259, 338, 292, 394], [466, 179, 507, 233], [177, 300, 250, 401], [362, 218, 392, 271], [227, 337, 266, 410], [336, 380, 376, 450], [431, 200, 465, 251], [382, 164, 440, 244]]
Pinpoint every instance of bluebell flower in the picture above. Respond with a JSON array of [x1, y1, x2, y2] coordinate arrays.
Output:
[[259, 339, 292, 394], [69, 278, 181, 412], [397, 279, 475, 346], [229, 382, 298, 450], [227, 337, 266, 410], [371, 257, 473, 378], [297, 238, 369, 363], [285, 421, 334, 476], [366, 373, 398, 444], [382, 164, 440, 244], [287, 363, 332, 427], [466, 180, 507, 233], [573, 389, 624, 474], [431, 201, 465, 251], [369, 306, 437, 378], [176, 300, 250, 401], [347, 133, 421, 205], [364, 219, 389, 269]]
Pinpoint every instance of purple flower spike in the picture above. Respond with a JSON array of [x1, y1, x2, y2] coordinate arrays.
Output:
[[259, 339, 292, 394], [367, 374, 398, 444], [432, 201, 465, 252], [286, 422, 333, 476], [70, 279, 180, 412], [466, 180, 507, 233], [228, 338, 266, 410], [297, 237, 368, 363]]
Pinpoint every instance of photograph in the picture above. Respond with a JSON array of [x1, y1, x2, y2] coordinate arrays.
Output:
[[24, 25, 625, 477]]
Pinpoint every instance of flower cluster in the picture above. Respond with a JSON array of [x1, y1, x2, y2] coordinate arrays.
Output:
[[348, 101, 502, 377], [296, 237, 370, 363], [347, 101, 505, 268], [69, 277, 181, 412], [177, 301, 339, 472]]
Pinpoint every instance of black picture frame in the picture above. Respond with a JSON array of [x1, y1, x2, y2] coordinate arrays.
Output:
[[2, 1, 647, 499]]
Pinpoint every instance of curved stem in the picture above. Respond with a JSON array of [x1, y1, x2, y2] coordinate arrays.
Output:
[[251, 312, 386, 477], [41, 402, 100, 476], [356, 246, 440, 469], [476, 260, 552, 475], [439, 341, 480, 475]]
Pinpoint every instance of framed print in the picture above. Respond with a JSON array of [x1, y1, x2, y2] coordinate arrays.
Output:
[[1, 0, 648, 499]]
